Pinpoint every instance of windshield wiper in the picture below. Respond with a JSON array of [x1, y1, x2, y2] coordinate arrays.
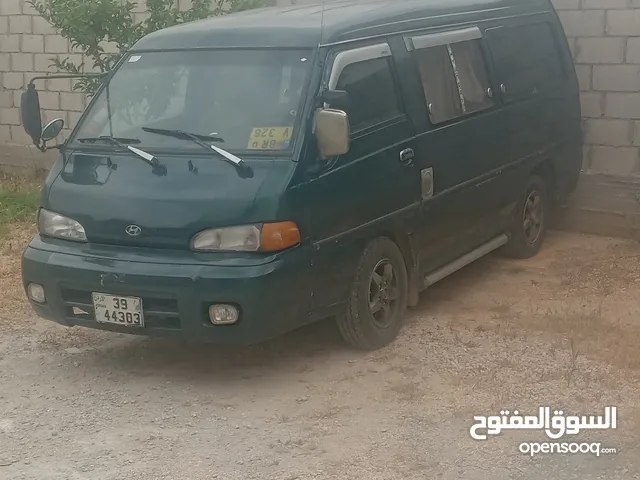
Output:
[[78, 136, 141, 144], [141, 127, 224, 144], [78, 135, 166, 175], [141, 127, 252, 176]]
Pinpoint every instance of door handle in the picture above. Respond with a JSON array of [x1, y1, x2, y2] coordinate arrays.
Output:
[[399, 148, 415, 165]]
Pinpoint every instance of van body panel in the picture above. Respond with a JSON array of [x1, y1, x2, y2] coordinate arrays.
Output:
[[22, 0, 582, 345], [305, 115, 422, 310]]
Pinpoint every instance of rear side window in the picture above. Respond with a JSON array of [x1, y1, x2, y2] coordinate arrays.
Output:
[[335, 57, 401, 132], [449, 41, 494, 114], [486, 22, 564, 101], [412, 38, 494, 124], [414, 46, 462, 124]]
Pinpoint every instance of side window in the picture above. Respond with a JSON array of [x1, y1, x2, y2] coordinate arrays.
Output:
[[335, 57, 401, 132], [414, 46, 462, 124], [486, 22, 564, 101], [449, 41, 494, 114], [412, 37, 494, 124]]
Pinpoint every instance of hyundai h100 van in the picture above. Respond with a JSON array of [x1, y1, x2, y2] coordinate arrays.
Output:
[[20, 0, 581, 350]]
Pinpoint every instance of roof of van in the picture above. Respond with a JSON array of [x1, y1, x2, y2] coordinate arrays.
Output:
[[132, 0, 553, 51]]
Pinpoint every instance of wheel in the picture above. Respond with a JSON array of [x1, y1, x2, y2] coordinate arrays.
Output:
[[336, 237, 409, 350], [502, 174, 548, 259]]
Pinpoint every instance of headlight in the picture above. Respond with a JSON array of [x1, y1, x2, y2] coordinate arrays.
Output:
[[37, 208, 87, 242], [192, 222, 300, 252]]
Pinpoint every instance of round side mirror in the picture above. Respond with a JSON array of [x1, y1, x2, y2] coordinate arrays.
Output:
[[41, 118, 65, 142]]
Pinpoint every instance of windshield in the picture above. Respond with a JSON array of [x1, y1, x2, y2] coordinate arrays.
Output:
[[72, 49, 313, 154]]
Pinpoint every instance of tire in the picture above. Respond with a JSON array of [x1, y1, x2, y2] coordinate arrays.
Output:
[[501, 174, 549, 259], [336, 237, 409, 350]]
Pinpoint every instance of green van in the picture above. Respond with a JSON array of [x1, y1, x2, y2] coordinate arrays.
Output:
[[20, 0, 581, 350]]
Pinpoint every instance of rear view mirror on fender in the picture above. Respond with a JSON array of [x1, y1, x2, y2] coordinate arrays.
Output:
[[21, 84, 43, 147]]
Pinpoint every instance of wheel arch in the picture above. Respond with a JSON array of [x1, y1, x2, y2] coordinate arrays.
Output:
[[531, 158, 557, 204]]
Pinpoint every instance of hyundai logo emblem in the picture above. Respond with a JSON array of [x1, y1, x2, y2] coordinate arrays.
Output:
[[125, 225, 142, 236]]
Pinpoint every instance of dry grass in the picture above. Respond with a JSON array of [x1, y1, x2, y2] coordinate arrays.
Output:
[[0, 172, 42, 232], [0, 173, 42, 329]]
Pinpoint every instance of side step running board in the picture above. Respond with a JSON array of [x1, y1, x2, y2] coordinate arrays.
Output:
[[423, 234, 509, 288]]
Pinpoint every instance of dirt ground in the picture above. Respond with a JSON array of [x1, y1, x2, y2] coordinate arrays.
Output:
[[2, 227, 640, 480]]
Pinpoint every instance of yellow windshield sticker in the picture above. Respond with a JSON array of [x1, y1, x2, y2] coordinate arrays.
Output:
[[247, 127, 293, 150]]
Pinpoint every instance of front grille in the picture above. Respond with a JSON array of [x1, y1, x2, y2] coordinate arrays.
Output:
[[60, 288, 181, 330]]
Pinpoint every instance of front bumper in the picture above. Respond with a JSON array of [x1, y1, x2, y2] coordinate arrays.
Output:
[[22, 236, 312, 344]]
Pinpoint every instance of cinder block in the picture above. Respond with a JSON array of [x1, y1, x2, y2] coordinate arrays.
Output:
[[10, 53, 33, 72], [22, 1, 38, 15], [10, 125, 34, 145], [626, 38, 640, 64], [22, 34, 44, 53], [590, 146, 639, 175], [607, 10, 640, 36], [605, 93, 640, 119], [2, 72, 24, 90], [551, 0, 580, 10], [0, 91, 13, 108], [575, 65, 591, 91], [0, 16, 8, 34], [0, 53, 9, 72], [0, 0, 22, 15], [44, 35, 68, 54], [580, 92, 604, 118], [8, 15, 30, 34], [558, 10, 605, 37], [0, 125, 11, 143], [583, 0, 627, 8], [0, 107, 20, 126], [582, 145, 591, 171], [38, 91, 60, 110], [593, 65, 640, 92], [0, 34, 20, 52], [576, 37, 625, 64], [584, 119, 632, 146], [634, 122, 640, 146], [32, 16, 56, 35], [34, 53, 57, 72]]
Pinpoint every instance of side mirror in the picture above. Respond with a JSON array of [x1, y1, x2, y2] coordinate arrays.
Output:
[[314, 108, 350, 158], [41, 118, 65, 142], [21, 84, 43, 147]]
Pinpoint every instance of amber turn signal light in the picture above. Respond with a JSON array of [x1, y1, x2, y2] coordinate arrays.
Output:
[[260, 221, 301, 252]]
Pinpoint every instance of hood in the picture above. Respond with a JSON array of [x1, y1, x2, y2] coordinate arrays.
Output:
[[45, 150, 296, 250]]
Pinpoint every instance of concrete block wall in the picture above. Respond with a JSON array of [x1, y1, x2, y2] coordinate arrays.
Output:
[[552, 0, 640, 176], [0, 0, 91, 149], [0, 0, 150, 170]]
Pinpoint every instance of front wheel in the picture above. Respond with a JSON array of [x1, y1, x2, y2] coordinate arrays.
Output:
[[502, 174, 548, 259], [336, 238, 408, 350]]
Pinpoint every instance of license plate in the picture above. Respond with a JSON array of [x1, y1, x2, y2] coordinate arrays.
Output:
[[92, 293, 144, 327]]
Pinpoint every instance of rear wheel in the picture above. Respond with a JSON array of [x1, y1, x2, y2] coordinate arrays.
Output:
[[336, 238, 408, 350], [502, 174, 548, 259]]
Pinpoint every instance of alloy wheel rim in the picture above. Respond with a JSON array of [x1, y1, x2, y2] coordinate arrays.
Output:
[[523, 190, 543, 245], [368, 259, 399, 328]]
